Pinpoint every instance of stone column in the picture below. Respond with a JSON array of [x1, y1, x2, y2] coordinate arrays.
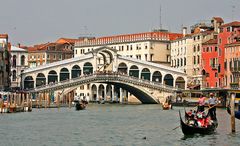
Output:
[[96, 85, 99, 101], [104, 85, 107, 101], [119, 88, 123, 103]]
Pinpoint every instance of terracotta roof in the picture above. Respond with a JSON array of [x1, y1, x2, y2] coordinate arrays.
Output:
[[56, 38, 78, 44], [203, 39, 218, 45], [0, 34, 8, 39], [76, 31, 183, 46], [212, 17, 224, 23], [219, 21, 240, 28]]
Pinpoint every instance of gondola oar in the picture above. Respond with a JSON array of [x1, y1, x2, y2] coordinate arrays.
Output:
[[172, 125, 180, 130], [203, 102, 219, 113]]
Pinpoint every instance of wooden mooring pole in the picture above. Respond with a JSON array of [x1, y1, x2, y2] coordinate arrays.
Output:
[[230, 93, 236, 133]]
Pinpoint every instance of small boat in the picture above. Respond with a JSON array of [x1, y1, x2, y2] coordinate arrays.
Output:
[[227, 106, 240, 120], [162, 102, 172, 110], [75, 100, 87, 111], [179, 110, 218, 135]]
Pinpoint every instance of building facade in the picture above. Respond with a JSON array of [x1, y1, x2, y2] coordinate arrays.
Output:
[[202, 39, 219, 88], [75, 31, 182, 65], [10, 45, 28, 89], [28, 38, 76, 68], [171, 17, 223, 89], [218, 21, 240, 88], [0, 34, 11, 90]]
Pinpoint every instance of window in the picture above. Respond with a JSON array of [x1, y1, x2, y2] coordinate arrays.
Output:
[[197, 45, 200, 51], [150, 54, 153, 61], [145, 54, 148, 61], [193, 56, 196, 64], [166, 44, 170, 50], [80, 85, 84, 90], [12, 70, 16, 81], [193, 45, 196, 52], [21, 55, 25, 66], [227, 27, 231, 32], [47, 54, 50, 59], [219, 38, 222, 44], [12, 55, 16, 68], [215, 47, 218, 52]]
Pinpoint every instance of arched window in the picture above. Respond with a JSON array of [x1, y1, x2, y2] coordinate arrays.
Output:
[[21, 55, 25, 66], [12, 70, 16, 81], [12, 55, 17, 68]]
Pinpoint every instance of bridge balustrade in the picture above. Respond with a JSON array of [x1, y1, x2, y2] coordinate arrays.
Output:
[[27, 72, 177, 93]]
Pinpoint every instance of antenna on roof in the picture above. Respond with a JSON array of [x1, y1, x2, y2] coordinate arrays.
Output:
[[231, 5, 236, 21], [159, 4, 162, 29]]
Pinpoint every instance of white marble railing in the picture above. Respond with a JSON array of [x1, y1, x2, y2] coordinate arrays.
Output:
[[27, 73, 177, 93], [23, 54, 93, 74]]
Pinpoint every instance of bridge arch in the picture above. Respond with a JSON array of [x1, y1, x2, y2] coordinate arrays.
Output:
[[175, 76, 185, 89], [129, 65, 139, 78], [91, 84, 97, 101], [106, 84, 113, 101], [83, 62, 93, 75], [60, 68, 69, 81], [118, 62, 128, 74], [24, 76, 34, 89], [152, 71, 162, 82], [164, 74, 174, 86], [36, 73, 46, 87], [98, 84, 105, 100], [141, 68, 151, 80], [71, 65, 81, 78], [48, 70, 58, 84]]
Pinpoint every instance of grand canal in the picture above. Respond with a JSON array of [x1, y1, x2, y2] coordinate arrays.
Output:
[[0, 104, 240, 146]]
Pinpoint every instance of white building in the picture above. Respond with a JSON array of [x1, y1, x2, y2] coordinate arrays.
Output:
[[73, 31, 182, 101], [10, 46, 28, 89]]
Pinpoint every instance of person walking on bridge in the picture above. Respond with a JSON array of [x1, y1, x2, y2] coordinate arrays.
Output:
[[208, 93, 218, 120]]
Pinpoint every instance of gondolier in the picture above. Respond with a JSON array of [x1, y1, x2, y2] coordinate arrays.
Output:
[[198, 94, 206, 112], [208, 93, 218, 120]]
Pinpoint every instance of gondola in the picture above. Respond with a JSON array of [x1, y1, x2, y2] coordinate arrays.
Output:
[[179, 110, 218, 135], [162, 102, 172, 110], [227, 106, 240, 120], [75, 100, 87, 111]]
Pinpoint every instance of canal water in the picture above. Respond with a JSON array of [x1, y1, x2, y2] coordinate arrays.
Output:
[[0, 104, 240, 146]]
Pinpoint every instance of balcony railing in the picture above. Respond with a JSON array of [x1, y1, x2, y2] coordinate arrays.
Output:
[[230, 82, 239, 89], [230, 67, 240, 73]]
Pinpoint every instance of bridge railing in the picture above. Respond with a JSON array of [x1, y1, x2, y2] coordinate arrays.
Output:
[[27, 72, 177, 92]]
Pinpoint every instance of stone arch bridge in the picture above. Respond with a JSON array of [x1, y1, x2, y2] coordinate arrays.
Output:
[[22, 46, 188, 104]]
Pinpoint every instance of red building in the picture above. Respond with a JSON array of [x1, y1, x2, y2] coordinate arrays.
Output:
[[218, 21, 240, 88], [202, 39, 219, 88]]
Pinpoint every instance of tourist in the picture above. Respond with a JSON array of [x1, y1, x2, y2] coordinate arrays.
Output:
[[208, 93, 218, 120], [197, 94, 206, 112]]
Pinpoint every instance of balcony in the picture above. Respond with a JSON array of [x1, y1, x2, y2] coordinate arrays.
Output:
[[230, 67, 240, 73], [230, 82, 239, 89]]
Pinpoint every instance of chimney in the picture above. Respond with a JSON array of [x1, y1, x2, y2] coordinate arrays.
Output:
[[182, 27, 187, 37], [18, 43, 21, 48]]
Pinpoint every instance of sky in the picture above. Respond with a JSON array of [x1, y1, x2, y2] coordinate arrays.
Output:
[[0, 0, 239, 46]]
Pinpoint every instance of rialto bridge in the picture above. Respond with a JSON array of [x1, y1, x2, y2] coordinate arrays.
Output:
[[21, 46, 188, 104]]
